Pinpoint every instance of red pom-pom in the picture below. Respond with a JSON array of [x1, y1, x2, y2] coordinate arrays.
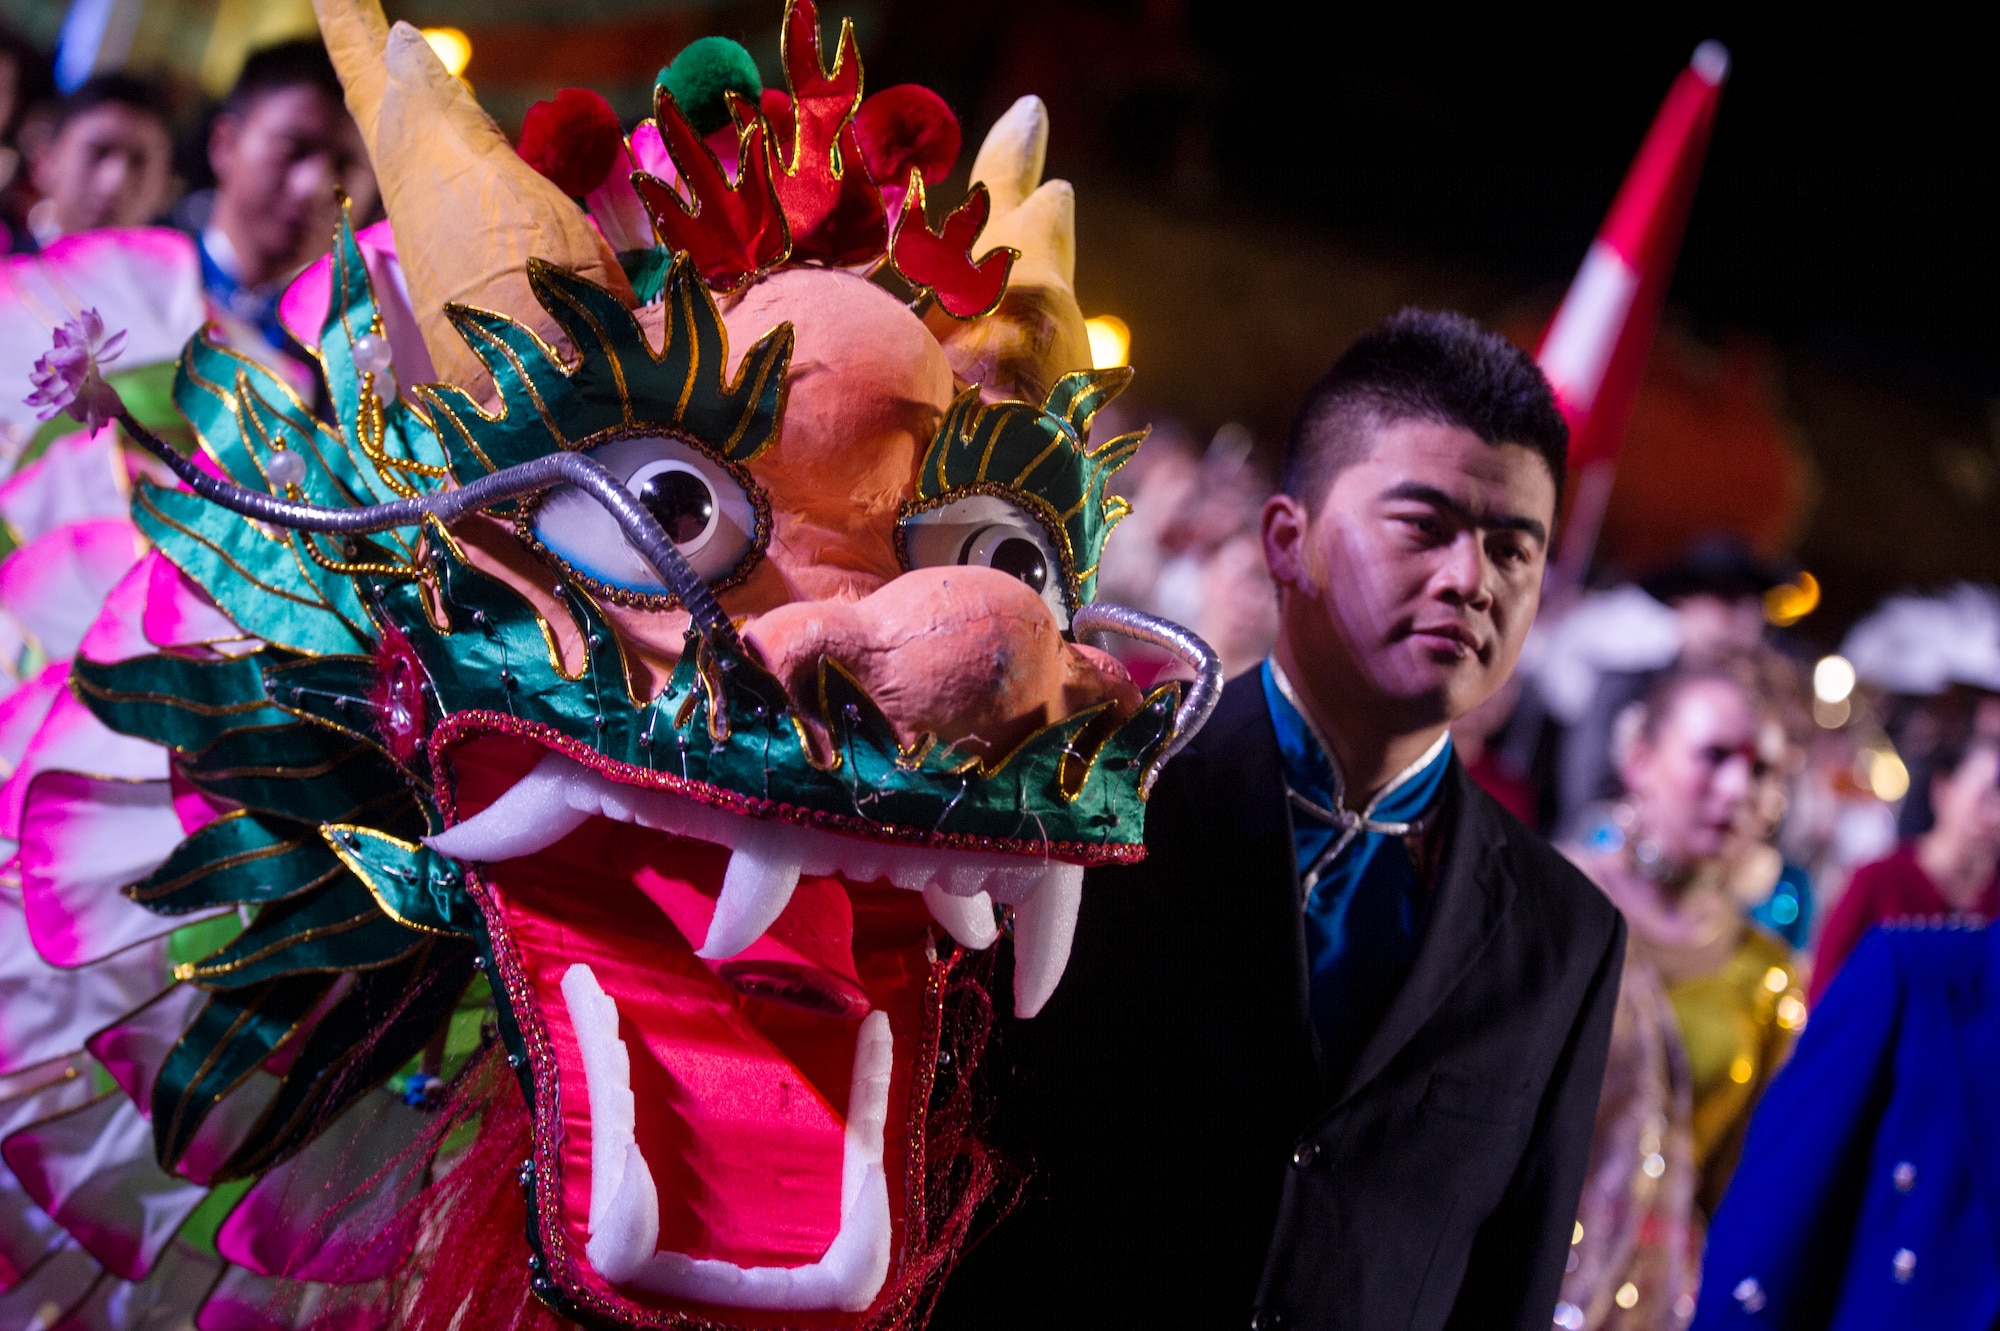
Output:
[[854, 84, 961, 188], [517, 88, 624, 197]]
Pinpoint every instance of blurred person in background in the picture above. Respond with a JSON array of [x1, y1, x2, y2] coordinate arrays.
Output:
[[1809, 727, 2000, 1003], [1559, 662, 1805, 1330], [1094, 417, 1280, 684], [1721, 650, 1816, 951], [187, 39, 375, 356], [1557, 538, 1788, 832], [14, 73, 174, 253], [0, 26, 53, 247]]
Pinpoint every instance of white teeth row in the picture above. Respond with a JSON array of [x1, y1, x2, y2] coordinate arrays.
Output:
[[428, 752, 1085, 1017], [562, 963, 893, 1311]]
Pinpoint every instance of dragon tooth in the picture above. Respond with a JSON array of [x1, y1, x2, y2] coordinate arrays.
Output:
[[699, 826, 804, 960], [1011, 862, 1084, 1018], [922, 884, 999, 950], [425, 752, 592, 861]]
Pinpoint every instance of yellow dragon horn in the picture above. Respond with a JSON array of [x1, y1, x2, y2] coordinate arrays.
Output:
[[931, 95, 1090, 404], [312, 0, 637, 399]]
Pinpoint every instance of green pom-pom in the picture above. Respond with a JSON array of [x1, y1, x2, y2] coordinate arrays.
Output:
[[658, 37, 763, 137]]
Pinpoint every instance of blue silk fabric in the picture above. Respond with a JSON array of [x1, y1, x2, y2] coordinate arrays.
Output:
[[1261, 659, 1451, 1081]]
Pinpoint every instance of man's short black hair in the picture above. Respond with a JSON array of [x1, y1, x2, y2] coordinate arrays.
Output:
[[47, 72, 169, 139], [222, 39, 342, 118], [1280, 308, 1568, 513]]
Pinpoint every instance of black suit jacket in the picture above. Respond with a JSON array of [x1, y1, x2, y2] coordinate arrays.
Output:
[[932, 671, 1625, 1331]]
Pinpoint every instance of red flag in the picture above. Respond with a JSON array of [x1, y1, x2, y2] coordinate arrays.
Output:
[[1542, 41, 1729, 588]]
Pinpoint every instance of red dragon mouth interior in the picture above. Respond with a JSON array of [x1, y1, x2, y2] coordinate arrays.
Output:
[[431, 731, 1086, 1318]]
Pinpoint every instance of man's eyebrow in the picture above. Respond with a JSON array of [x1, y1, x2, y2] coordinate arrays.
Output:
[[1379, 481, 1548, 545]]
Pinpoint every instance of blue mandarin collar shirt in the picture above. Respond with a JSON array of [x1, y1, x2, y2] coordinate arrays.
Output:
[[1261, 658, 1451, 1079]]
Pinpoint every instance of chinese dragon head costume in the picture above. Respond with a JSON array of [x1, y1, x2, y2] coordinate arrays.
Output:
[[0, 1, 1219, 1327]]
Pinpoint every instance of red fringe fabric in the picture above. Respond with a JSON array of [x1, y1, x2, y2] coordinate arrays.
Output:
[[229, 943, 1017, 1330], [393, 1054, 572, 1331]]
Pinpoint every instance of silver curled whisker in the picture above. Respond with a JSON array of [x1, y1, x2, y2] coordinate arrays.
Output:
[[1069, 601, 1222, 794]]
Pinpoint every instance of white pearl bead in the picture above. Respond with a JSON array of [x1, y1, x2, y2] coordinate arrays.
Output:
[[351, 332, 393, 374], [266, 448, 307, 487], [372, 367, 398, 404]]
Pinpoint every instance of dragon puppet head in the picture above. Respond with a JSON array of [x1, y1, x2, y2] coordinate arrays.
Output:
[[0, 0, 1222, 1326]]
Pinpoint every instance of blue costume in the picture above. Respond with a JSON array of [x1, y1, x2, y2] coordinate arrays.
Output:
[[1692, 920, 2000, 1329]]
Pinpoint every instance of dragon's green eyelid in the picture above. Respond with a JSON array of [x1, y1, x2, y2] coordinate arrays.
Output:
[[904, 368, 1146, 610]]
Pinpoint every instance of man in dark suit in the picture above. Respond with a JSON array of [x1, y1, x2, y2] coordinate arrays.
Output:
[[933, 309, 1625, 1331]]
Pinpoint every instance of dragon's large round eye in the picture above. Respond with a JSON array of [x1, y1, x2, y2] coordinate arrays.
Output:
[[532, 436, 759, 592], [903, 494, 1069, 626]]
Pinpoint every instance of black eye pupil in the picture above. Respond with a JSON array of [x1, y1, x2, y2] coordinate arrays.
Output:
[[637, 469, 714, 545], [989, 536, 1048, 593]]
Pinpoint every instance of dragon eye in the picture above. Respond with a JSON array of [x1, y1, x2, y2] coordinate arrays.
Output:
[[532, 436, 759, 592], [903, 494, 1070, 626], [962, 527, 1050, 594]]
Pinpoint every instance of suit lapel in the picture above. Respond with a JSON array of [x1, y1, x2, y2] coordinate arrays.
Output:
[[1184, 673, 1319, 1094], [1326, 763, 1515, 1112]]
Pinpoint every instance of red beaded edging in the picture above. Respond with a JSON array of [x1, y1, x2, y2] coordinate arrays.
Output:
[[429, 710, 1147, 866]]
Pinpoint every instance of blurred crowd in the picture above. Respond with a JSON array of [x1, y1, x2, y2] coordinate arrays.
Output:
[[0, 26, 375, 442], [3, 21, 1996, 1331]]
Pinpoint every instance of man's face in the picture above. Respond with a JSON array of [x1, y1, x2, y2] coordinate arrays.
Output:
[[33, 103, 173, 234], [210, 86, 364, 273], [1263, 417, 1556, 731]]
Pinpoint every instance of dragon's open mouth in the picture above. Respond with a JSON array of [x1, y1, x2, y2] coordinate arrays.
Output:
[[427, 729, 1085, 1317]]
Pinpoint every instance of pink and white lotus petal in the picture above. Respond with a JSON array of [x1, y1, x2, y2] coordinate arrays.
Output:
[[0, 1236, 100, 1323], [0, 615, 24, 701], [168, 770, 231, 838], [0, 663, 67, 777], [0, 890, 169, 1077], [51, 1235, 222, 1328], [0, 428, 128, 546], [278, 220, 436, 387], [0, 1091, 207, 1281], [140, 553, 253, 655], [84, 986, 203, 1115], [0, 685, 170, 843], [198, 1266, 391, 1331], [0, 1059, 98, 1290], [0, 520, 145, 664], [17, 773, 197, 970], [74, 556, 162, 668], [217, 1091, 428, 1285]]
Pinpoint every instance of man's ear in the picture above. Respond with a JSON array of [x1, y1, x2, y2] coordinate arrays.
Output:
[[1261, 492, 1314, 596]]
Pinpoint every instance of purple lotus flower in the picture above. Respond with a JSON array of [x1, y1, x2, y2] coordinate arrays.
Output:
[[25, 309, 128, 434]]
